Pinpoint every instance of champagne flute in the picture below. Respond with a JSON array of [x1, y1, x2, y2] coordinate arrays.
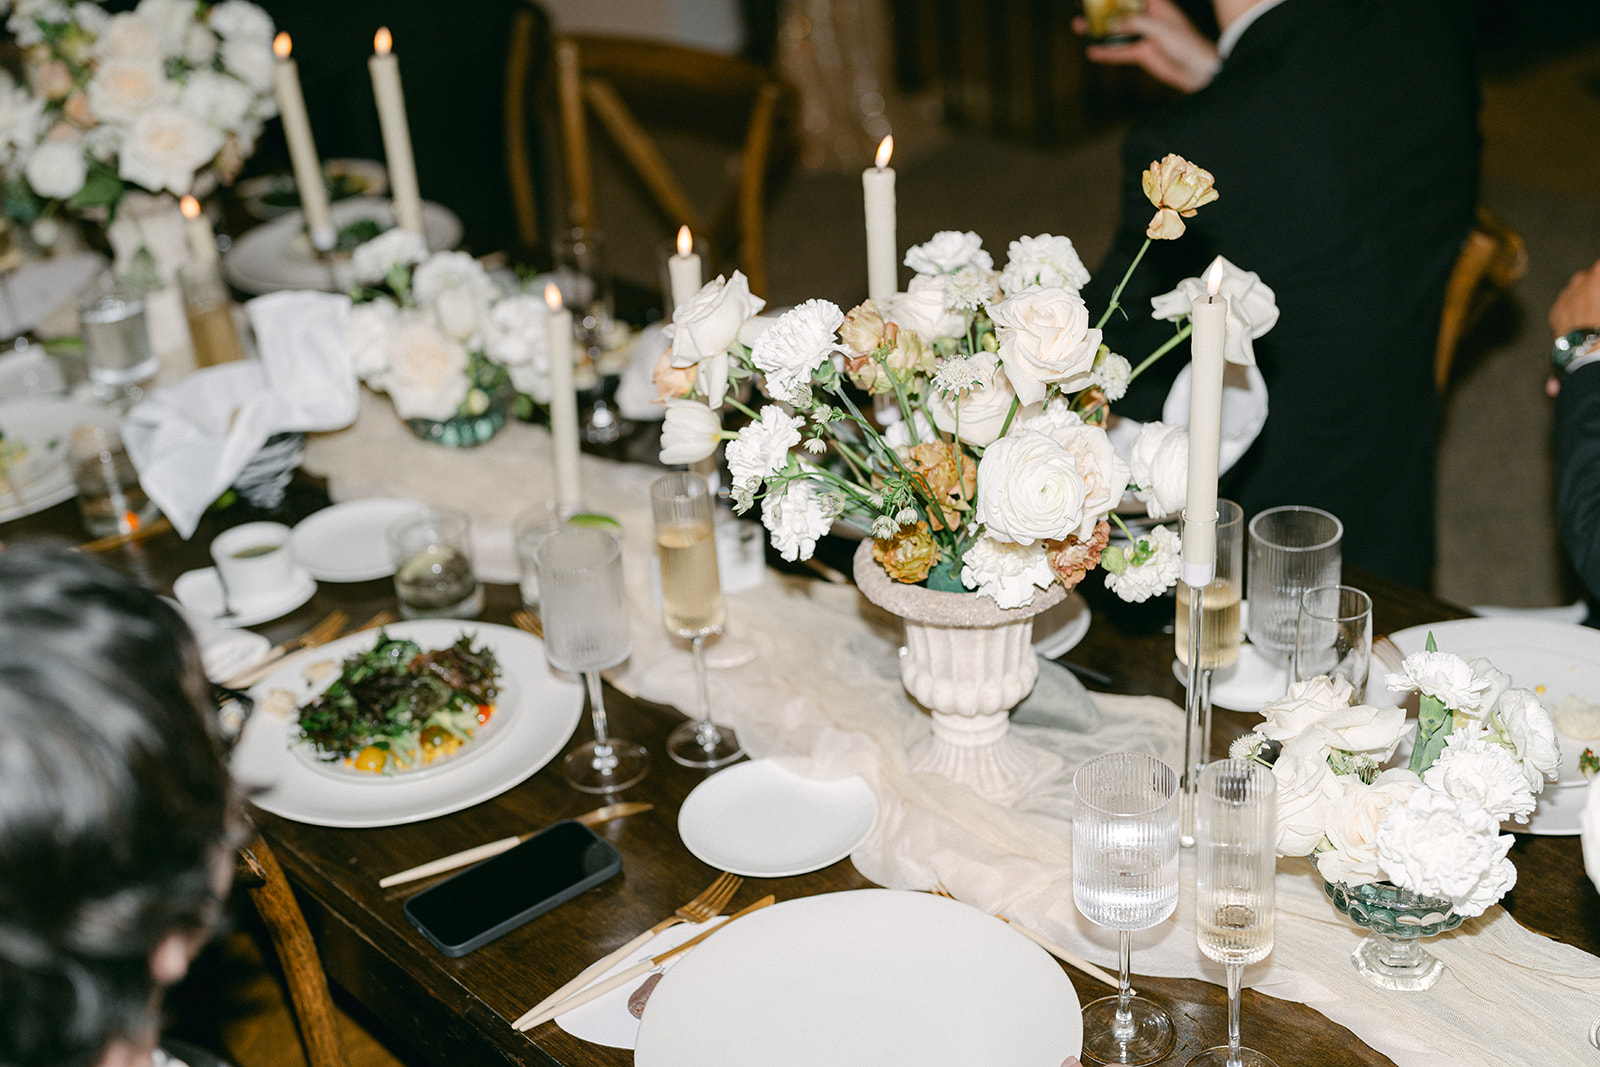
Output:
[[1072, 752, 1181, 1066], [535, 525, 649, 793], [1176, 499, 1242, 844], [1191, 758, 1279, 1067], [650, 471, 743, 768]]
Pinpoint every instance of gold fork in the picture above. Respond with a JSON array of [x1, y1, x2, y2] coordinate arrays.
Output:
[[225, 609, 351, 688], [353, 609, 396, 633], [514, 872, 743, 1025], [511, 607, 543, 639], [931, 883, 1119, 990]]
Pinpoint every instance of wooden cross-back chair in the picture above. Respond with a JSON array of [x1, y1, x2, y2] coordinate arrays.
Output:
[[545, 32, 797, 299], [1435, 206, 1529, 390]]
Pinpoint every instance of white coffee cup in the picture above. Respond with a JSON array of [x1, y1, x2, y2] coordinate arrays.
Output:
[[210, 522, 295, 613]]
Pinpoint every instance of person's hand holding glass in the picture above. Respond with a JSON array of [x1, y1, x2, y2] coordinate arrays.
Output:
[[651, 472, 742, 768]]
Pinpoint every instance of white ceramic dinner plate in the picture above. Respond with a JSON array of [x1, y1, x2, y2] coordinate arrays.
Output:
[[634, 889, 1083, 1067], [224, 197, 463, 295], [232, 620, 583, 828], [291, 497, 429, 582], [1391, 617, 1600, 834], [677, 759, 878, 878], [0, 398, 116, 523]]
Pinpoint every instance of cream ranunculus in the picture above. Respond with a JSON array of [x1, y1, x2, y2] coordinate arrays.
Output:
[[24, 140, 85, 200], [1316, 769, 1422, 886], [1151, 256, 1279, 368], [1272, 733, 1352, 856], [1142, 153, 1218, 240], [383, 318, 470, 421], [668, 271, 765, 407], [884, 273, 966, 341], [94, 11, 164, 59], [658, 399, 722, 465], [987, 285, 1101, 406], [1127, 420, 1188, 518], [118, 106, 223, 195], [1032, 421, 1129, 540], [973, 428, 1088, 546], [902, 229, 992, 275], [86, 57, 172, 123], [1259, 674, 1358, 743], [926, 349, 1032, 448]]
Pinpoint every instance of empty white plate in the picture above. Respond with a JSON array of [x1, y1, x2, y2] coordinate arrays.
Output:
[[291, 498, 428, 582], [677, 759, 877, 878]]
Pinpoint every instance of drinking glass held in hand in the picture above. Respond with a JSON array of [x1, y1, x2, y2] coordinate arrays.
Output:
[[650, 471, 742, 768], [1246, 505, 1342, 659], [535, 525, 649, 793], [1191, 758, 1279, 1067], [1072, 752, 1181, 1066], [1291, 584, 1372, 701]]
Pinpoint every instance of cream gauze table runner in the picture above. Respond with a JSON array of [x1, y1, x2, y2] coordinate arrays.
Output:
[[305, 395, 1600, 1066]]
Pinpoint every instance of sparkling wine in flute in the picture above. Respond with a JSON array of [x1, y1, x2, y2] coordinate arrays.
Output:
[[657, 518, 724, 638], [186, 302, 245, 366], [1196, 895, 1274, 966], [1175, 581, 1242, 670]]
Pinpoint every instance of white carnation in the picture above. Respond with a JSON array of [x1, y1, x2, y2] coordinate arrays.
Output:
[[1090, 350, 1131, 401], [959, 535, 1055, 609], [1375, 787, 1515, 917], [999, 234, 1090, 294], [761, 478, 831, 562], [903, 230, 992, 275], [725, 405, 801, 499], [1315, 769, 1422, 887], [24, 140, 85, 200], [350, 228, 427, 285], [208, 0, 274, 42], [1385, 650, 1492, 714], [179, 70, 254, 136], [1423, 732, 1537, 824], [750, 298, 842, 404], [484, 293, 547, 366], [1103, 525, 1181, 603]]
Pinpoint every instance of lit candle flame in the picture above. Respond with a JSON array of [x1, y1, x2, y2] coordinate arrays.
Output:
[[180, 195, 200, 220], [875, 135, 893, 169], [544, 282, 563, 311], [374, 26, 392, 55], [676, 225, 692, 257], [273, 32, 291, 59], [1205, 257, 1224, 298]]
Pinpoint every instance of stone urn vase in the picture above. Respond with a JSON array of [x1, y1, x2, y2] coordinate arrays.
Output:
[[852, 540, 1066, 802]]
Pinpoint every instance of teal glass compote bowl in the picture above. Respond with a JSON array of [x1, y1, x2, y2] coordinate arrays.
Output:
[[1322, 879, 1465, 991]]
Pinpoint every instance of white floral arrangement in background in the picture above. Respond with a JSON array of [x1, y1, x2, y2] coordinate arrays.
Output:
[[0, 0, 277, 234], [345, 230, 551, 423], [1233, 636, 1560, 918], [655, 154, 1278, 608]]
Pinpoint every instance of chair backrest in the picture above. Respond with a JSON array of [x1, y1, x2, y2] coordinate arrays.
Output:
[[545, 33, 797, 299], [235, 835, 350, 1067], [1435, 206, 1529, 390], [505, 2, 555, 256]]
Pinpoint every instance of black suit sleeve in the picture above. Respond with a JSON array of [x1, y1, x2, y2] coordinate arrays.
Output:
[[1555, 362, 1600, 601]]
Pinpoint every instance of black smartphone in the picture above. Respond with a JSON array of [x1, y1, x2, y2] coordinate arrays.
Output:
[[403, 819, 623, 957]]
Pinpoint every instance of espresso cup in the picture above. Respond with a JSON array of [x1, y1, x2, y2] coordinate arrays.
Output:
[[210, 522, 295, 613]]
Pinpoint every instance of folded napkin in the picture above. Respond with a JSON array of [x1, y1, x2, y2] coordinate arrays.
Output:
[[0, 253, 103, 339], [1161, 357, 1269, 474], [614, 323, 669, 422], [123, 290, 357, 537]]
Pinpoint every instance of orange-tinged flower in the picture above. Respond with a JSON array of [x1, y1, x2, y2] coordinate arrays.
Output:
[[873, 520, 940, 583], [841, 299, 887, 356], [1142, 154, 1218, 240], [1045, 520, 1110, 590], [652, 349, 697, 402], [901, 441, 976, 532]]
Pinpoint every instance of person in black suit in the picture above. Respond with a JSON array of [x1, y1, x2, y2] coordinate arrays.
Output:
[[1550, 258, 1600, 610], [1080, 0, 1481, 589]]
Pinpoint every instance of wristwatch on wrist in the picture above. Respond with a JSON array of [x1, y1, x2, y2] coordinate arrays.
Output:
[[1552, 328, 1600, 377]]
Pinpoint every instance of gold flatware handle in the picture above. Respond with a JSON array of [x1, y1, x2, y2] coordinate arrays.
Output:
[[224, 611, 352, 688], [378, 803, 652, 889]]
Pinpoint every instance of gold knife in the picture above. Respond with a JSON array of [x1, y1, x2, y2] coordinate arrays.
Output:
[[511, 894, 776, 1031], [378, 802, 653, 889]]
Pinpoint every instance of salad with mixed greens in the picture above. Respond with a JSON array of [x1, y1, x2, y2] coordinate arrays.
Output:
[[297, 632, 501, 775]]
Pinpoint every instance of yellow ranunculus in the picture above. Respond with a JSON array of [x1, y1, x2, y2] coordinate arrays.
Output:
[[1141, 154, 1218, 240], [873, 521, 940, 583]]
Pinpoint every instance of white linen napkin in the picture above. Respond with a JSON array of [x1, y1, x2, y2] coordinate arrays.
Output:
[[1161, 357, 1269, 473], [123, 290, 357, 537]]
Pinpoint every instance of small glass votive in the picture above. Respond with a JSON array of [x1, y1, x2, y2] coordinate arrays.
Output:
[[388, 507, 483, 619], [178, 260, 246, 368], [68, 422, 158, 537]]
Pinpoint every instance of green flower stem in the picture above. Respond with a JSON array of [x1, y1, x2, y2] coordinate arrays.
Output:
[[1096, 237, 1152, 331], [832, 386, 946, 540], [1128, 322, 1193, 383], [723, 394, 760, 421], [1110, 512, 1138, 542], [997, 395, 1022, 438], [891, 377, 919, 445]]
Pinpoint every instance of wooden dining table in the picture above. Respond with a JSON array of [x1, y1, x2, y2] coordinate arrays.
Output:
[[8, 478, 1600, 1067]]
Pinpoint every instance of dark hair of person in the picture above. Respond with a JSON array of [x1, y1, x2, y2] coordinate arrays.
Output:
[[0, 548, 232, 1067]]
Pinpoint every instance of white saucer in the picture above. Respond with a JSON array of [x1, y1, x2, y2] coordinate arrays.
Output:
[[677, 760, 878, 878], [291, 497, 428, 582], [1032, 592, 1091, 659], [173, 566, 317, 628], [1172, 640, 1290, 713]]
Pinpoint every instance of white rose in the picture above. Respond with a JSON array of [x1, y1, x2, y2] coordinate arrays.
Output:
[[1493, 688, 1561, 790], [751, 299, 842, 404], [184, 24, 218, 66], [484, 293, 547, 367], [1375, 787, 1515, 917], [350, 228, 428, 285], [884, 273, 965, 340], [658, 399, 722, 465], [413, 250, 493, 305], [762, 478, 832, 562], [208, 0, 274, 42], [1259, 674, 1357, 743], [959, 535, 1055, 609], [668, 271, 765, 407], [345, 299, 398, 385], [24, 140, 85, 200], [1151, 256, 1279, 367], [179, 70, 253, 136], [1316, 769, 1422, 886], [86, 57, 172, 123], [383, 318, 469, 421], [1423, 732, 1537, 823], [94, 11, 164, 59], [135, 0, 195, 56], [1385, 650, 1491, 714], [988, 285, 1101, 407], [1127, 421, 1188, 518], [7, 2, 69, 47], [1272, 733, 1352, 856], [973, 429, 1087, 546], [725, 405, 801, 499], [118, 107, 222, 195], [927, 350, 1031, 448], [220, 35, 275, 93], [999, 234, 1090, 294], [1316, 702, 1410, 761], [903, 229, 992, 275]]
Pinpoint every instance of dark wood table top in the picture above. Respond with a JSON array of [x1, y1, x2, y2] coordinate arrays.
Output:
[[8, 484, 1599, 1067]]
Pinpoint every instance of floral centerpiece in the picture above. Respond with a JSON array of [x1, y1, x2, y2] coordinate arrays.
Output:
[[654, 154, 1275, 611], [0, 0, 278, 237], [1232, 637, 1560, 988], [344, 229, 552, 446]]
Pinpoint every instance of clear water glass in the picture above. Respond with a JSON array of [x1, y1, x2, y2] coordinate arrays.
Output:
[[1246, 505, 1342, 657], [535, 525, 649, 793], [1072, 752, 1181, 1066], [387, 508, 483, 619], [651, 471, 742, 768], [1177, 499, 1243, 846], [1190, 758, 1279, 1067], [1291, 584, 1373, 701], [78, 275, 156, 407]]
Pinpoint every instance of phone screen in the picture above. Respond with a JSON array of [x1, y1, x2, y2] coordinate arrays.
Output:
[[405, 820, 620, 951]]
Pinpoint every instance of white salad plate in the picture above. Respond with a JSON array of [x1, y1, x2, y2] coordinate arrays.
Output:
[[232, 620, 583, 828], [634, 889, 1083, 1067], [677, 759, 877, 878], [1391, 616, 1600, 835], [291, 497, 429, 582], [0, 397, 116, 523], [224, 197, 463, 295], [173, 565, 317, 628]]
